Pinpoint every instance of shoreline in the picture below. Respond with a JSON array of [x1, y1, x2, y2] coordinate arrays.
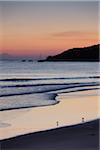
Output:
[[1, 119, 99, 150], [0, 89, 99, 141], [0, 118, 99, 141], [0, 87, 99, 111]]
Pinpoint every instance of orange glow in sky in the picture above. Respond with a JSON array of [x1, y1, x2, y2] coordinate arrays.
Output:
[[0, 1, 99, 57]]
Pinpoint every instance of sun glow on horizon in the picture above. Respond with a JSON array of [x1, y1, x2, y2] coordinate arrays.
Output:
[[0, 1, 99, 57]]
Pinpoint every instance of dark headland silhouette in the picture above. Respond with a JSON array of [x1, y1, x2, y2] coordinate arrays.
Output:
[[39, 44, 100, 62]]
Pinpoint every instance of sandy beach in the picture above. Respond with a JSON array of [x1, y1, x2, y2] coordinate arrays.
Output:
[[0, 89, 99, 143], [0, 119, 99, 150]]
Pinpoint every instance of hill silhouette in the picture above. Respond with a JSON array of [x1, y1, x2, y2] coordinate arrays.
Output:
[[39, 44, 99, 62]]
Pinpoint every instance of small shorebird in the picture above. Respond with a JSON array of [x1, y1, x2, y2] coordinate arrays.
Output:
[[82, 117, 85, 123], [56, 121, 59, 127]]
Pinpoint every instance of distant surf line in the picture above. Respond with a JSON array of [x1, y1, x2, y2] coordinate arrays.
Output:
[[0, 82, 99, 97], [0, 76, 99, 82]]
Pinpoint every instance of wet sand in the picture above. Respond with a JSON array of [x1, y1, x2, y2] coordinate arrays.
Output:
[[0, 119, 99, 150], [0, 89, 99, 149]]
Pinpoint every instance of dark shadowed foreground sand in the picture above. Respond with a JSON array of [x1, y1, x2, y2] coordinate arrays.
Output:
[[0, 119, 99, 150]]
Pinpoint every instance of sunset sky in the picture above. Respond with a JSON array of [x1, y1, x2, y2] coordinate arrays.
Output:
[[0, 1, 99, 58]]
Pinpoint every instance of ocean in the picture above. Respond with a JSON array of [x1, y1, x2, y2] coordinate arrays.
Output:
[[0, 61, 100, 111]]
